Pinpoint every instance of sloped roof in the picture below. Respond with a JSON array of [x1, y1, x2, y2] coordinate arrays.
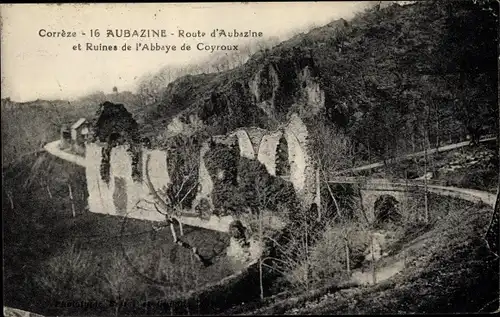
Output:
[[71, 118, 87, 130]]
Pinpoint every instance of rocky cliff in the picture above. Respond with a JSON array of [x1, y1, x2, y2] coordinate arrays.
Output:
[[138, 1, 497, 164]]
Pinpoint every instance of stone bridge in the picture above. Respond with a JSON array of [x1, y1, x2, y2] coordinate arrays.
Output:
[[327, 176, 496, 223], [327, 177, 417, 223]]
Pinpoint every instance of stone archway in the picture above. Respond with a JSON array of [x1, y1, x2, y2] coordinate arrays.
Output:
[[373, 194, 402, 228]]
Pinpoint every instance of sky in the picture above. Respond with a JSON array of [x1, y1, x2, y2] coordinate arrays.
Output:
[[1, 2, 371, 102]]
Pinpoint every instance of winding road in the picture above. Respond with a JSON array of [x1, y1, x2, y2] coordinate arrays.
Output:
[[334, 136, 496, 175], [44, 140, 86, 167], [43, 138, 498, 209]]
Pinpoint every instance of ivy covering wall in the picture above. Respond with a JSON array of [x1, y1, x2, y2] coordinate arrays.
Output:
[[204, 137, 299, 217], [100, 144, 112, 184], [275, 134, 291, 176], [204, 138, 240, 215], [90, 101, 141, 184], [128, 143, 143, 183]]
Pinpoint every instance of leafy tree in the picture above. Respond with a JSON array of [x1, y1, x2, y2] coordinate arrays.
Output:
[[434, 0, 498, 144]]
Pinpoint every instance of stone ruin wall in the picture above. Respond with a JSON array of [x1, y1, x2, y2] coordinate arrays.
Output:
[[86, 142, 170, 223], [85, 115, 319, 232], [193, 113, 318, 211]]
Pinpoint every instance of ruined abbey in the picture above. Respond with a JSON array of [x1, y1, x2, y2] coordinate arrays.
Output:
[[80, 56, 327, 233], [83, 110, 320, 232]]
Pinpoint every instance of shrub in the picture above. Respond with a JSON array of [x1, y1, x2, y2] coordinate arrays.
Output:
[[320, 182, 358, 221], [35, 242, 102, 302], [275, 135, 291, 177], [306, 220, 372, 288], [205, 139, 299, 216], [195, 198, 212, 219], [373, 194, 402, 229], [458, 169, 497, 191]]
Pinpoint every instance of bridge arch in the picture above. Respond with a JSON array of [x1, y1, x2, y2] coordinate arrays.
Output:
[[373, 194, 402, 228]]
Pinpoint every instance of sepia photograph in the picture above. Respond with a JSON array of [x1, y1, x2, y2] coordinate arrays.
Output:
[[1, 1, 499, 315]]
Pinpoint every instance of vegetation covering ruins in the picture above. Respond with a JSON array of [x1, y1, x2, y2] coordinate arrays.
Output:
[[2, 0, 499, 315]]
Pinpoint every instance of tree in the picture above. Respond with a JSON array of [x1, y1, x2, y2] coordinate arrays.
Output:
[[142, 138, 210, 266], [275, 135, 290, 177], [435, 0, 498, 144], [112, 86, 118, 94]]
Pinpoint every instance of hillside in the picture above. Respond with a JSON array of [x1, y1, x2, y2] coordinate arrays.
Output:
[[2, 1, 498, 315], [243, 196, 498, 314], [137, 0, 497, 164], [3, 1, 497, 167], [2, 154, 236, 316]]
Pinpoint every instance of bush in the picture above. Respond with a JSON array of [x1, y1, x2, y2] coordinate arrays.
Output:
[[458, 169, 497, 191], [373, 194, 402, 229], [205, 140, 299, 216], [269, 213, 372, 292], [35, 242, 103, 302], [34, 230, 237, 315], [195, 198, 212, 219], [310, 221, 371, 284]]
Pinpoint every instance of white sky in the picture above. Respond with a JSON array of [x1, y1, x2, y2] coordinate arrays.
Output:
[[1, 2, 370, 102]]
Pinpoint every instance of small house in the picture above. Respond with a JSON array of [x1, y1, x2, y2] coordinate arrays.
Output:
[[71, 118, 89, 154], [71, 118, 89, 142]]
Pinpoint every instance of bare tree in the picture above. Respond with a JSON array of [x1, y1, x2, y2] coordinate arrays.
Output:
[[142, 145, 210, 266]]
